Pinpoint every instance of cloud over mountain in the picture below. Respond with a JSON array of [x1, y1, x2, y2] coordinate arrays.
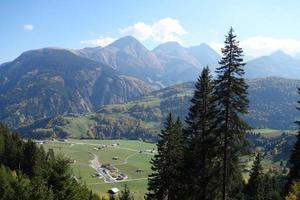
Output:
[[80, 37, 117, 47], [209, 36, 300, 58], [120, 18, 187, 43]]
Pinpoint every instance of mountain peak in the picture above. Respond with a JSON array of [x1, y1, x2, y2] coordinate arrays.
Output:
[[108, 35, 143, 49], [153, 41, 184, 52], [194, 43, 211, 49], [16, 47, 76, 61], [188, 43, 219, 54], [270, 50, 291, 59], [187, 43, 221, 69]]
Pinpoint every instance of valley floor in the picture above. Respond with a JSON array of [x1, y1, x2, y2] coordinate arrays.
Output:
[[39, 129, 290, 199], [41, 139, 156, 199]]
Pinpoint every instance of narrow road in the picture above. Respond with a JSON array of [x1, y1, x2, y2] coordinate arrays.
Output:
[[87, 177, 148, 186], [90, 154, 115, 183]]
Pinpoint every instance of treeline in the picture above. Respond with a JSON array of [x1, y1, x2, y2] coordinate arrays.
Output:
[[0, 123, 101, 200], [145, 28, 300, 200]]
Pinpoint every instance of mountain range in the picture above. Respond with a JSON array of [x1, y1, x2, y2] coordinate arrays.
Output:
[[76, 36, 221, 86], [245, 50, 300, 79], [75, 36, 300, 84], [1, 35, 300, 136]]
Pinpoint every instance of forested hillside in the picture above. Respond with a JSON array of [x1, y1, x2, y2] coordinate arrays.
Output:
[[18, 77, 300, 140]]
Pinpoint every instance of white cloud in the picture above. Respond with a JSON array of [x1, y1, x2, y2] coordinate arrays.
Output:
[[120, 17, 187, 43], [241, 36, 300, 57], [80, 37, 116, 47], [209, 36, 300, 58], [209, 41, 223, 54], [23, 24, 34, 31], [120, 22, 152, 41]]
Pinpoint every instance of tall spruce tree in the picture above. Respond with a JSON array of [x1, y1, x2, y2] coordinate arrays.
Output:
[[183, 67, 221, 200], [146, 113, 184, 200], [286, 88, 300, 193], [214, 27, 249, 200], [244, 153, 264, 200]]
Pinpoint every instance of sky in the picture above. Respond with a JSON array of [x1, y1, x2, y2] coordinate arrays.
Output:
[[1, 0, 300, 63]]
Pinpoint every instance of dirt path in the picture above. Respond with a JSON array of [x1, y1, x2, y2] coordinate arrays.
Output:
[[87, 177, 148, 186], [113, 152, 139, 166]]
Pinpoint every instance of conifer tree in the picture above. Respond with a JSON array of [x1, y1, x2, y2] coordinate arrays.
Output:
[[214, 27, 249, 200], [286, 88, 300, 193], [119, 184, 134, 200], [244, 154, 264, 200], [183, 67, 221, 200], [146, 113, 184, 200]]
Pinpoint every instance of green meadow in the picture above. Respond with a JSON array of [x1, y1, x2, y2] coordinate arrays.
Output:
[[42, 139, 156, 199]]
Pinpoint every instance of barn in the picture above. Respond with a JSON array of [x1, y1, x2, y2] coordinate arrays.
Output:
[[108, 187, 120, 194]]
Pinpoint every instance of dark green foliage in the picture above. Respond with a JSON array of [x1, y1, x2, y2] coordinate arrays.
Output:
[[243, 154, 285, 200], [286, 88, 300, 193], [244, 154, 264, 200], [262, 174, 283, 200], [0, 123, 99, 200], [246, 132, 295, 162], [0, 164, 54, 200], [146, 113, 184, 200], [183, 67, 222, 200], [46, 154, 91, 200], [119, 184, 134, 200], [214, 27, 249, 200]]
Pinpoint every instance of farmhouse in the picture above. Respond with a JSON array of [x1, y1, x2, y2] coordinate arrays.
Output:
[[108, 187, 119, 194], [97, 144, 107, 149], [136, 168, 143, 173]]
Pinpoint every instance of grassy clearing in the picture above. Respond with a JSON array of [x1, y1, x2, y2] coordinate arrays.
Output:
[[252, 128, 286, 138]]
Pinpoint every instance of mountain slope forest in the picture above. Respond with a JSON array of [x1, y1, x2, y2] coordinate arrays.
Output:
[[17, 77, 300, 140]]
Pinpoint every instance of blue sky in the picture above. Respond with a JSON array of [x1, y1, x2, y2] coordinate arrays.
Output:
[[1, 0, 300, 63]]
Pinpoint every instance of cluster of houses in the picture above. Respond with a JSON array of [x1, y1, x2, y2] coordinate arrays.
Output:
[[101, 164, 128, 181], [93, 144, 107, 151], [92, 143, 120, 151]]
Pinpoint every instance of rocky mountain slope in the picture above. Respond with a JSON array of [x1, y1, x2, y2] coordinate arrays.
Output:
[[245, 50, 300, 79], [0, 48, 154, 128], [77, 36, 300, 84], [76, 36, 221, 86], [76, 36, 164, 86]]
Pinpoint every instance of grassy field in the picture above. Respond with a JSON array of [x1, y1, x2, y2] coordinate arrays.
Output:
[[42, 139, 156, 199], [251, 128, 296, 138]]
